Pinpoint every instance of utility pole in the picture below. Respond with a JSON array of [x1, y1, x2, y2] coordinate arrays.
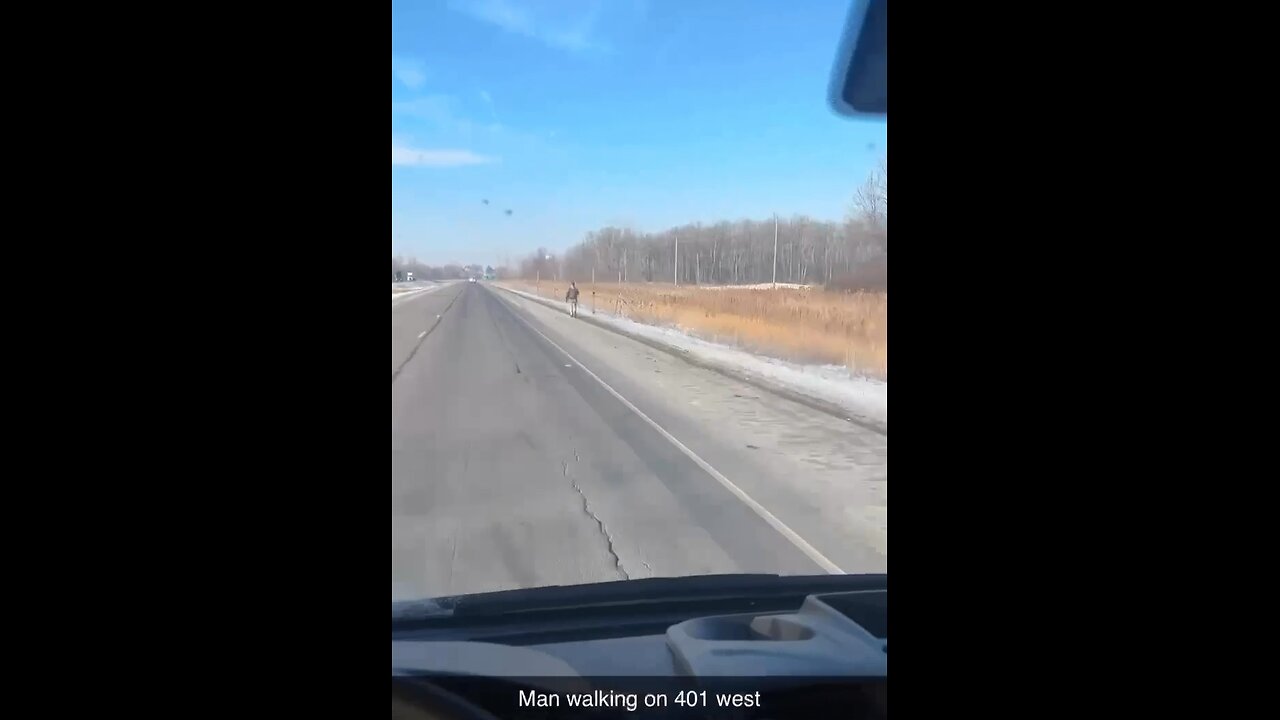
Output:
[[772, 214, 779, 289], [674, 233, 679, 286]]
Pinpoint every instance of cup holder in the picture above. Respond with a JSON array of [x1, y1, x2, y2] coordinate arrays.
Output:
[[679, 615, 815, 642]]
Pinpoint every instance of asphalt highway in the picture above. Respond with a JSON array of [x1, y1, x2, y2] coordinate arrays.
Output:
[[392, 281, 885, 601]]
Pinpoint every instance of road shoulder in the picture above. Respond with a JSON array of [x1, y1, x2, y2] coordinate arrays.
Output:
[[492, 283, 886, 434]]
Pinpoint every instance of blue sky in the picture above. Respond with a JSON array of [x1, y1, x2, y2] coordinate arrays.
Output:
[[392, 0, 886, 266]]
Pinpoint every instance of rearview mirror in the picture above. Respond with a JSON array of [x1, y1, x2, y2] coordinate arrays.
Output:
[[830, 0, 887, 117]]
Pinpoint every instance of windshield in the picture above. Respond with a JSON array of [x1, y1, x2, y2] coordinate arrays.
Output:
[[392, 0, 886, 604]]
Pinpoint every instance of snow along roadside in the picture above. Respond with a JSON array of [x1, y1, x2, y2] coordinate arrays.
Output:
[[391, 281, 457, 304], [495, 284, 887, 432]]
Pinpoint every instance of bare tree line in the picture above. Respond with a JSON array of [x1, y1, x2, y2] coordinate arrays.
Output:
[[516, 159, 887, 290]]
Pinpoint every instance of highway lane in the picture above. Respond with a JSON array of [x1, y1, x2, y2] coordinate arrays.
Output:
[[391, 282, 463, 375], [391, 282, 827, 601]]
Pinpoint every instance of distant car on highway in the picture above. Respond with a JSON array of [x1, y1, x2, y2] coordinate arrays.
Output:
[[469, 277, 477, 283]]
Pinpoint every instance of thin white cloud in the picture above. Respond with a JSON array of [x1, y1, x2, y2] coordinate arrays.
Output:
[[478, 90, 498, 122], [392, 95, 512, 142], [391, 56, 427, 89], [448, 0, 623, 53], [454, 0, 535, 36], [392, 144, 496, 167], [392, 95, 459, 125], [392, 95, 489, 140]]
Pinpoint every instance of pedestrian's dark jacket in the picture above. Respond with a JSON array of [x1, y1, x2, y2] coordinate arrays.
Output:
[[566, 286, 580, 301]]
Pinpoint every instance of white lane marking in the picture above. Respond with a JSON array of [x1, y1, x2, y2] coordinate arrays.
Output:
[[507, 300, 844, 575], [418, 331, 427, 339]]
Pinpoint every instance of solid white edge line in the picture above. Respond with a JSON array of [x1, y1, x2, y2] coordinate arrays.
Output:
[[499, 289, 845, 575]]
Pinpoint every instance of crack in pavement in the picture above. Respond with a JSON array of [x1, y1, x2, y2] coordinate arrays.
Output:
[[563, 455, 629, 580], [447, 532, 458, 594]]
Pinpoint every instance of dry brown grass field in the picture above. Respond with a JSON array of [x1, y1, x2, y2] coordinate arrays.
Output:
[[500, 280, 887, 380]]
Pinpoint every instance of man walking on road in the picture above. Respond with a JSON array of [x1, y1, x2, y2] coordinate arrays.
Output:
[[565, 282, 580, 317]]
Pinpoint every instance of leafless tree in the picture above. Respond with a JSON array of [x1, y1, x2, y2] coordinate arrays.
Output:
[[520, 162, 887, 291], [850, 157, 887, 255]]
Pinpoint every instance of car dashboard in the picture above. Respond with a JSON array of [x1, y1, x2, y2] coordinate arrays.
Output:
[[393, 583, 886, 719]]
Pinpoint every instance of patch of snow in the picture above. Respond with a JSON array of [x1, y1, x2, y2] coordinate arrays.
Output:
[[392, 280, 461, 303], [499, 285, 887, 428]]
